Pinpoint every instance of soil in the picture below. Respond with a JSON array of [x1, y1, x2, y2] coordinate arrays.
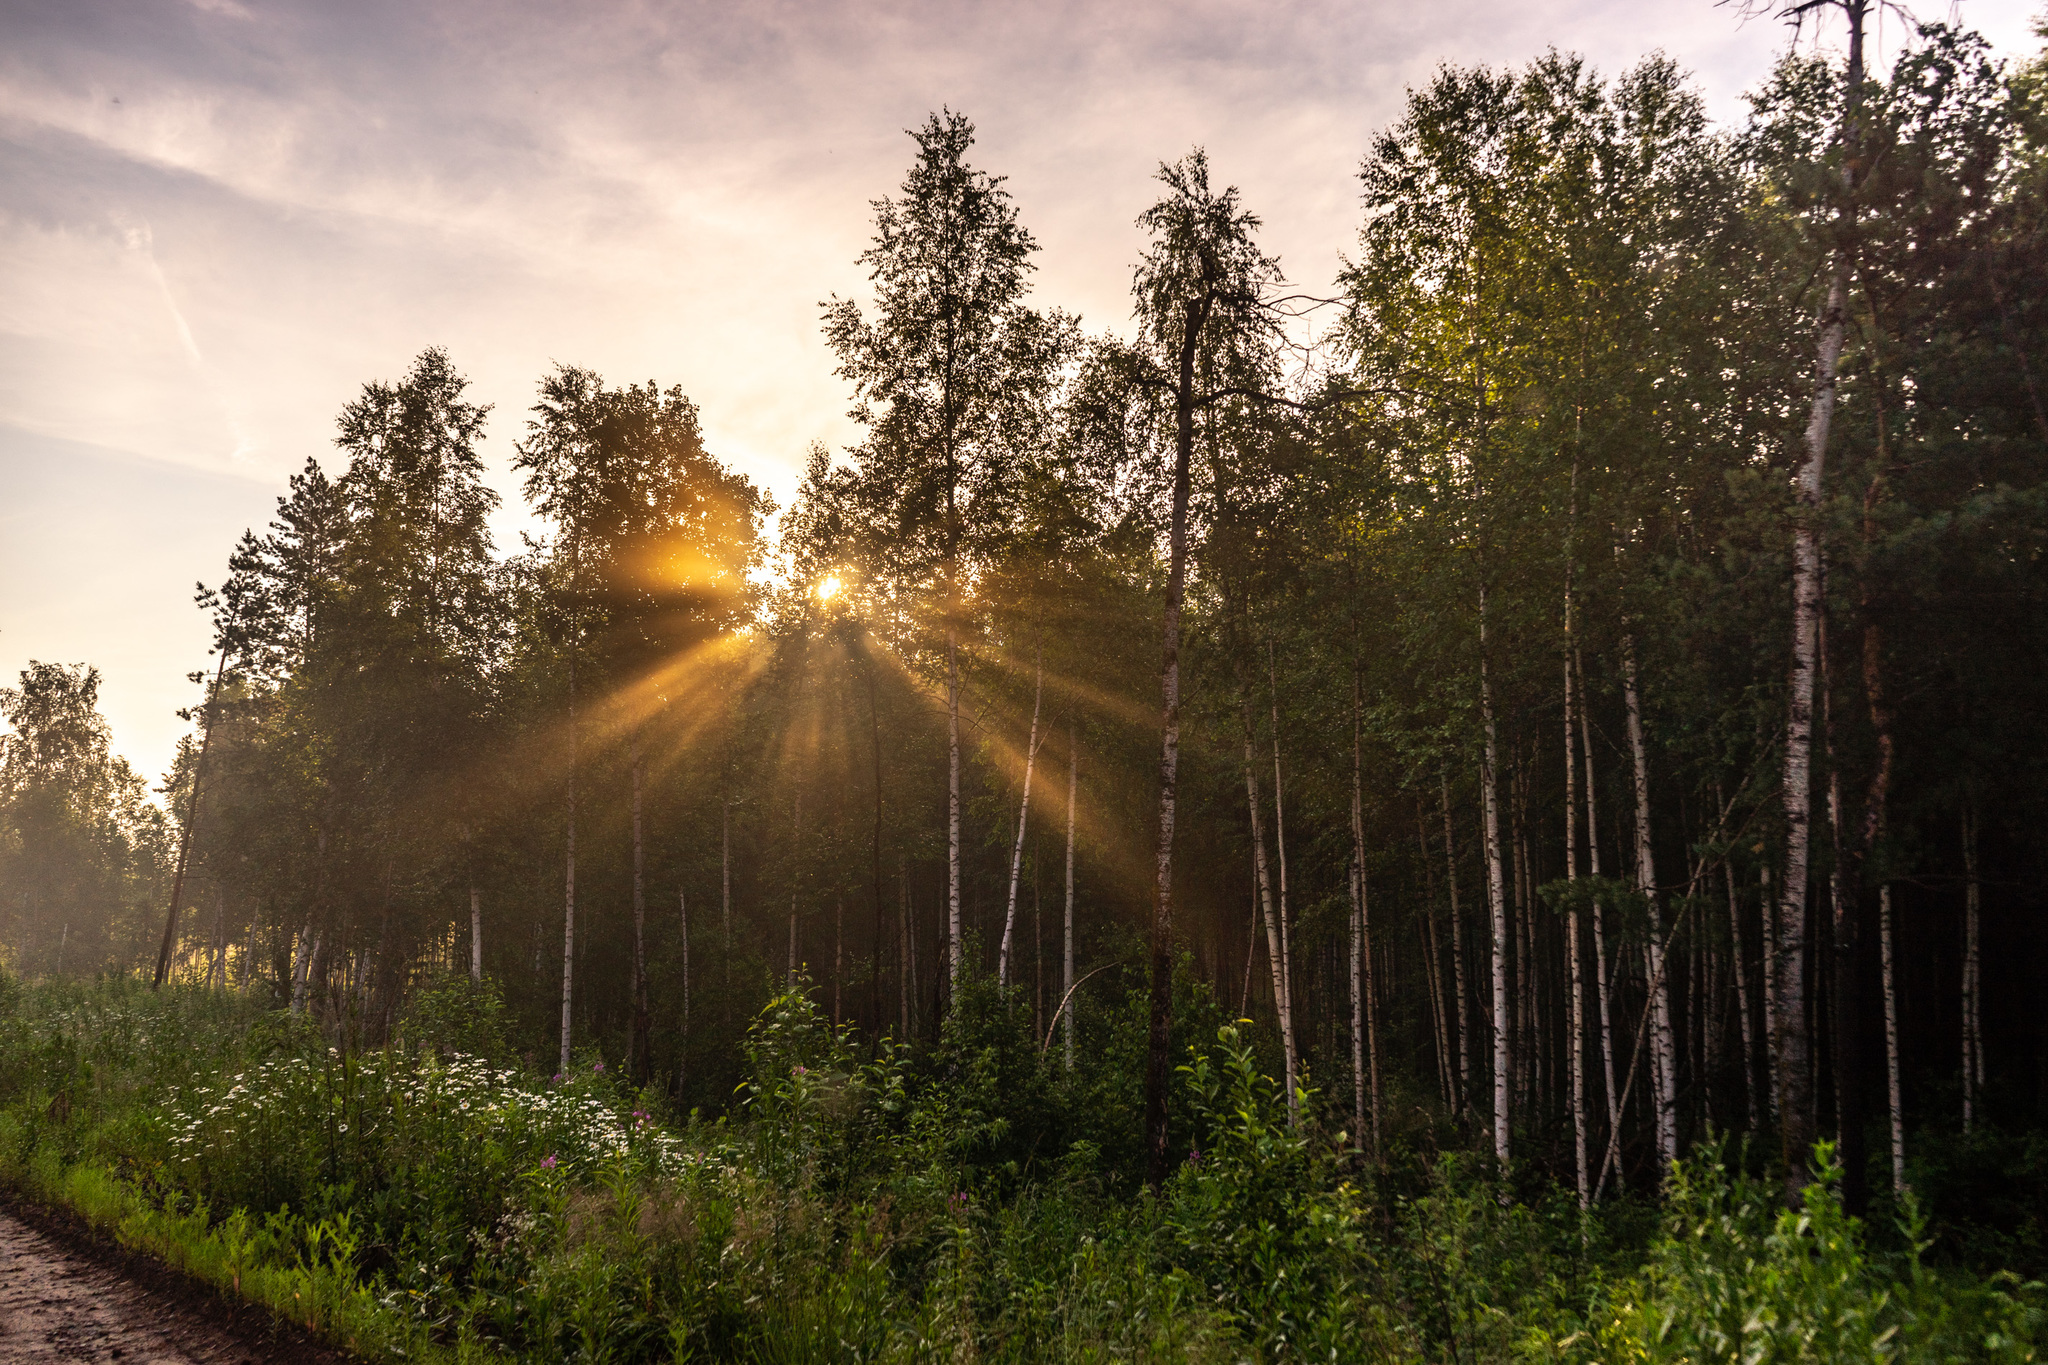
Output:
[[0, 1197, 357, 1364]]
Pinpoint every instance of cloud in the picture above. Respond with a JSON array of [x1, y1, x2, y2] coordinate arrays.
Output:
[[1, 0, 2041, 779]]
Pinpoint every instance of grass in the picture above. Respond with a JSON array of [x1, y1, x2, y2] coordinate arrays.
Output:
[[0, 970, 2038, 1363]]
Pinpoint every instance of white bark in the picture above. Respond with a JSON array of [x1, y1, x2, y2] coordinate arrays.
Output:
[[290, 926, 317, 1015], [1480, 587, 1510, 1168], [1578, 652, 1620, 1144], [560, 655, 578, 1078], [1623, 632, 1678, 1169], [1880, 882, 1905, 1191], [999, 643, 1045, 986], [1242, 695, 1299, 1120], [1564, 637, 1588, 1206], [206, 888, 226, 992], [470, 885, 482, 983], [948, 632, 962, 984], [1778, 51, 1859, 1170], [1268, 641, 1297, 1082]]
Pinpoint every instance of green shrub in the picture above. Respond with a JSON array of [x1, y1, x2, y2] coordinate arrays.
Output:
[[1553, 1144, 2045, 1364]]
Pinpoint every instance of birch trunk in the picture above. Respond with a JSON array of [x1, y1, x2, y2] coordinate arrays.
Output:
[[1578, 651, 1620, 1142], [1441, 771, 1472, 1115], [206, 888, 225, 991], [560, 653, 577, 1078], [1777, 0, 1865, 1203], [1033, 863, 1042, 1037], [1064, 718, 1078, 1070], [1850, 451, 1901, 1209], [290, 925, 316, 1015], [1480, 586, 1511, 1169], [1418, 839, 1454, 1110], [948, 633, 963, 984], [155, 651, 227, 989], [1564, 633, 1588, 1205], [1727, 864, 1757, 1128], [834, 898, 843, 1026], [1268, 641, 1298, 1086], [1241, 691, 1299, 1120], [1880, 883, 1905, 1191], [1623, 632, 1678, 1170], [1142, 286, 1208, 1189], [870, 650, 887, 1029], [1350, 862, 1365, 1143], [470, 885, 482, 983], [1000, 643, 1045, 985]]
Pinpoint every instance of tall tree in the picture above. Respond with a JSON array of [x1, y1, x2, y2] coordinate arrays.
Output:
[[516, 366, 768, 1076], [823, 110, 1069, 989], [1128, 150, 1284, 1186], [1753, 0, 1870, 1204]]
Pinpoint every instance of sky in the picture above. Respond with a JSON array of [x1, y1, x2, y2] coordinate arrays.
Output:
[[2, 0, 2042, 789]]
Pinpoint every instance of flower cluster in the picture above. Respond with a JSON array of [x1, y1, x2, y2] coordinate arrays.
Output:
[[165, 1050, 704, 1179]]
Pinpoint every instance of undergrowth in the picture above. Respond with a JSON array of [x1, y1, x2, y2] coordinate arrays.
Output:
[[0, 972, 2036, 1362]]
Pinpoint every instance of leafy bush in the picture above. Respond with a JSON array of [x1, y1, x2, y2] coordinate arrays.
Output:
[[1553, 1144, 2045, 1364], [399, 973, 510, 1061], [1165, 1022, 1385, 1357]]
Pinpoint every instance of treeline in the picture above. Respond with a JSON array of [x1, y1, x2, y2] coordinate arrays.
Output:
[[7, 11, 2047, 1207]]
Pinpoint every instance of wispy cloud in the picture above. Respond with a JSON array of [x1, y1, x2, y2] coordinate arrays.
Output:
[[1, 0, 2041, 779]]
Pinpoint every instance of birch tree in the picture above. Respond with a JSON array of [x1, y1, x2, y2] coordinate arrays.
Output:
[[1127, 150, 1285, 1184], [823, 110, 1069, 989]]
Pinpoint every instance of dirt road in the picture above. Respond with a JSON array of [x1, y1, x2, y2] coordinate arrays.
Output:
[[0, 1206, 332, 1364]]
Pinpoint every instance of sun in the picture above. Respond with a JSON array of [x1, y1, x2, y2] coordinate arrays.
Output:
[[816, 574, 843, 602]]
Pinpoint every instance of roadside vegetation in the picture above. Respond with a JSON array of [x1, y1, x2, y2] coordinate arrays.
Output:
[[0, 974, 2037, 1363]]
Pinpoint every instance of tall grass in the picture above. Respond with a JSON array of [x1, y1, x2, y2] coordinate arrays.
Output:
[[0, 972, 2036, 1362]]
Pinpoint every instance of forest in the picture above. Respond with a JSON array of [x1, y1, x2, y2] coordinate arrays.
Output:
[[1, 4, 2046, 1360]]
